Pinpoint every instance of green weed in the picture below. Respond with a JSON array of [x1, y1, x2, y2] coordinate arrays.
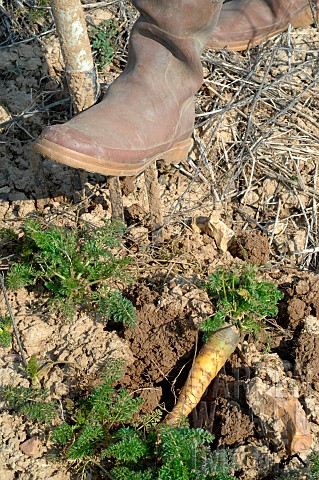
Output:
[[107, 425, 237, 480], [51, 359, 143, 459], [24, 354, 71, 386], [6, 218, 136, 326], [309, 453, 319, 480], [0, 227, 19, 244], [49, 359, 237, 478], [25, 355, 40, 384], [25, 1, 50, 25], [0, 316, 12, 348], [91, 19, 118, 69], [1, 355, 66, 424], [2, 357, 238, 478], [13, 1, 51, 36], [201, 263, 283, 339], [1, 385, 57, 424]]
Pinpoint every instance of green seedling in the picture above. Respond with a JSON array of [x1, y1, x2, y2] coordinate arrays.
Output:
[[0, 316, 12, 348], [6, 218, 136, 326], [25, 354, 72, 386], [26, 1, 50, 25], [2, 354, 74, 423], [51, 359, 143, 461], [201, 263, 284, 340]]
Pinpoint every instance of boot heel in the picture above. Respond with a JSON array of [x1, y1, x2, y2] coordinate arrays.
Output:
[[158, 138, 193, 166]]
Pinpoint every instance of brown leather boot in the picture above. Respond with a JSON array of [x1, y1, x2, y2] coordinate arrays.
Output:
[[35, 0, 223, 177], [207, 0, 318, 51]]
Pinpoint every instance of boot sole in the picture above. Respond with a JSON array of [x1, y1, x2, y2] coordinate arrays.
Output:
[[212, 7, 316, 51], [35, 137, 193, 177]]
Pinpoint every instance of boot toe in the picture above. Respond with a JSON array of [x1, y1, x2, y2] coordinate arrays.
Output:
[[36, 124, 101, 159], [35, 123, 176, 176]]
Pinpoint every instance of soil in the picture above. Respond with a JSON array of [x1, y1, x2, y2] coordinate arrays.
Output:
[[1, 2, 319, 479]]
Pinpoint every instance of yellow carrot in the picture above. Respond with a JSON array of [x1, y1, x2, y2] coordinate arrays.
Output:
[[164, 325, 239, 426]]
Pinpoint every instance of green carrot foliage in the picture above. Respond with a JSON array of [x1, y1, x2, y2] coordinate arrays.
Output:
[[6, 218, 136, 326], [201, 263, 283, 339]]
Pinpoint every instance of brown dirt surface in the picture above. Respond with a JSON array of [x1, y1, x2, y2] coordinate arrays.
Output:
[[0, 1, 319, 479], [295, 320, 319, 392], [229, 231, 270, 265]]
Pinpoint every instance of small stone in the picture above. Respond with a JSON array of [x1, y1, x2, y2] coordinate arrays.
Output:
[[304, 315, 319, 335], [295, 280, 310, 295], [20, 437, 40, 456], [15, 199, 36, 218], [193, 210, 234, 253], [129, 226, 149, 243], [0, 105, 11, 125], [267, 221, 286, 236]]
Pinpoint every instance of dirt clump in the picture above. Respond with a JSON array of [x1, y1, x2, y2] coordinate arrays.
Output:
[[277, 272, 319, 330], [295, 316, 319, 392], [217, 400, 254, 446], [229, 231, 270, 266]]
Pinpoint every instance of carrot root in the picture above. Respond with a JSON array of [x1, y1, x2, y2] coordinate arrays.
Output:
[[165, 325, 239, 426]]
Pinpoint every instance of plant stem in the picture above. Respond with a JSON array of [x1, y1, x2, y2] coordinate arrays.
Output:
[[88, 459, 114, 479], [222, 272, 227, 301]]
